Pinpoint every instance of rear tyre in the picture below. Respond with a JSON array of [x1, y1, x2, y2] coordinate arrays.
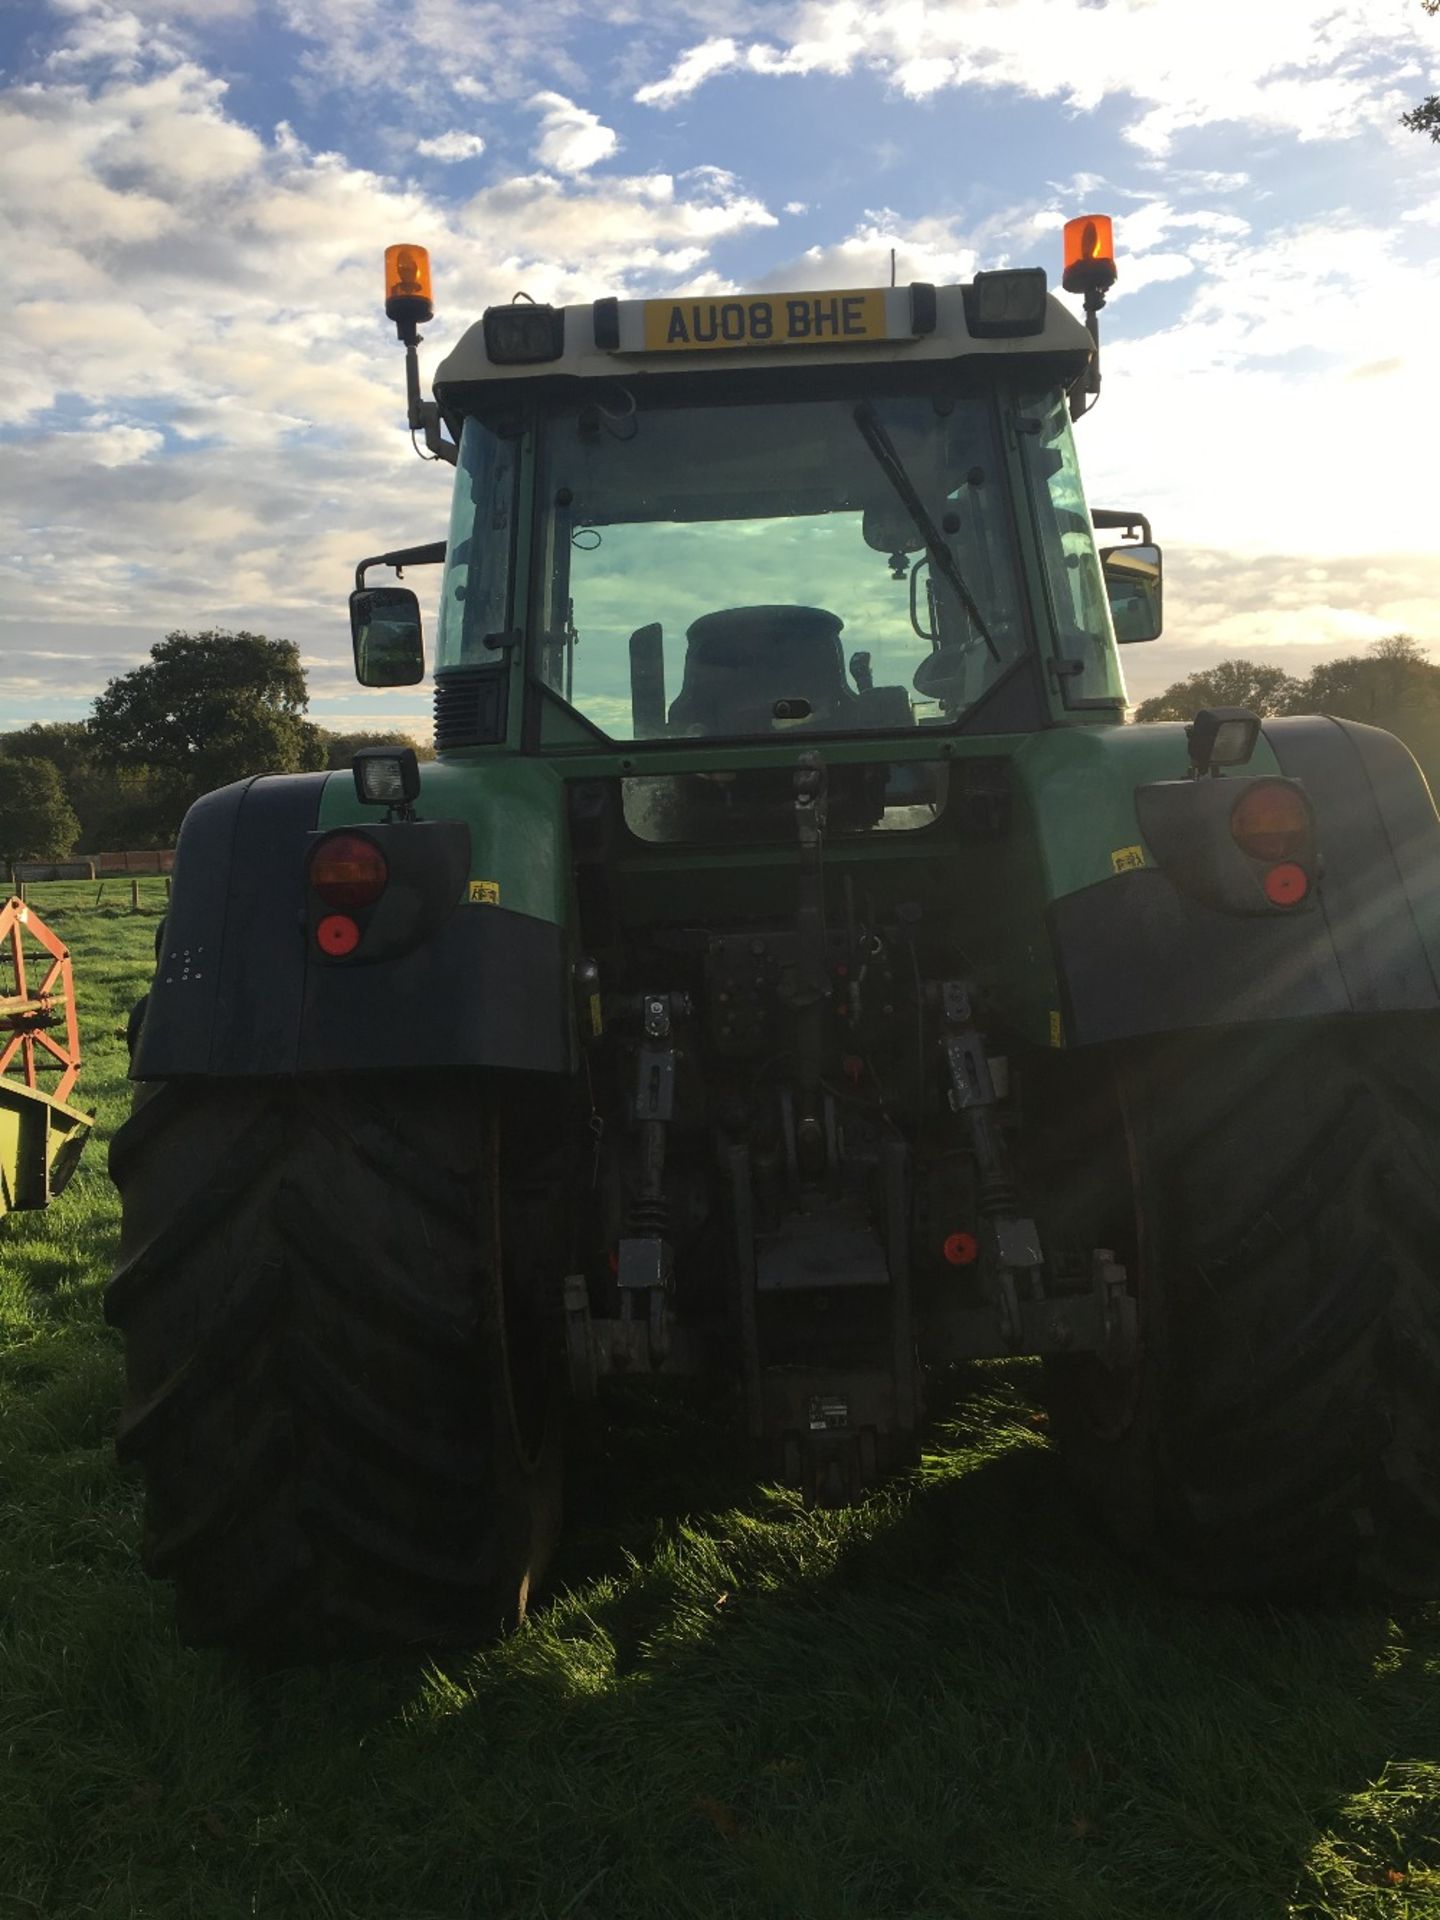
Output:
[[1042, 1017, 1440, 1598], [105, 1074, 569, 1653]]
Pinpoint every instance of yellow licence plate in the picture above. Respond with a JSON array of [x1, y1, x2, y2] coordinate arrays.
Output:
[[642, 289, 890, 352]]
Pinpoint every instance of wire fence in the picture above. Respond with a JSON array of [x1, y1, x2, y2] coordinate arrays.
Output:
[[6, 874, 171, 915]]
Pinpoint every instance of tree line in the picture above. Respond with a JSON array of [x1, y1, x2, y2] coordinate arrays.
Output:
[[0, 630, 429, 870], [1132, 636, 1440, 793]]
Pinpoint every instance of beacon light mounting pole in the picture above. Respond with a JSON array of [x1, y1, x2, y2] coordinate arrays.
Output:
[[1062, 215, 1118, 421], [383, 243, 457, 465]]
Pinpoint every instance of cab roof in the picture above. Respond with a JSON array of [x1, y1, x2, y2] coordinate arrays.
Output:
[[432, 279, 1093, 405]]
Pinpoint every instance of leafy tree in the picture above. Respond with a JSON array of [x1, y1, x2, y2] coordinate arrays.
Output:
[[0, 722, 174, 854], [0, 756, 81, 872], [89, 630, 325, 839], [0, 721, 94, 782], [317, 728, 436, 771], [1137, 637, 1440, 790], [1294, 634, 1440, 721], [74, 767, 176, 853], [1294, 635, 1440, 790], [1401, 0, 1439, 142], [1133, 659, 1304, 722]]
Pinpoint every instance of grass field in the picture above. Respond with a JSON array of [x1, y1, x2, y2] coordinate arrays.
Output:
[[1, 880, 1438, 1919]]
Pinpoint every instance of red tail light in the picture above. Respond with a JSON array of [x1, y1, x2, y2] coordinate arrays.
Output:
[[308, 832, 388, 910], [315, 913, 362, 955], [1263, 862, 1309, 907], [1230, 782, 1311, 863]]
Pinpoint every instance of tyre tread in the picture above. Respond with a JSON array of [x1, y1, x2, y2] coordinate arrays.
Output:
[[105, 1076, 557, 1652], [1049, 1017, 1440, 1597]]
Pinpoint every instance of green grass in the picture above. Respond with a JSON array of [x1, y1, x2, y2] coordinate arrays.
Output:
[[1, 879, 1438, 1919]]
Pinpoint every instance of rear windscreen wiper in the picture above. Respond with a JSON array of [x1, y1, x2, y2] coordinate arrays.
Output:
[[852, 402, 1000, 663]]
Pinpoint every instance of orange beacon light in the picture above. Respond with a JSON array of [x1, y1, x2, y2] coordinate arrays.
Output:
[[384, 244, 434, 334], [1062, 215, 1117, 297]]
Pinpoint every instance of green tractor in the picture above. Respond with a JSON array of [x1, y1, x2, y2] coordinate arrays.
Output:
[[107, 221, 1440, 1652]]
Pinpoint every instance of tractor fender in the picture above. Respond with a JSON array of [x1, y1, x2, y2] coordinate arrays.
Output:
[[1048, 717, 1440, 1044], [133, 772, 574, 1078]]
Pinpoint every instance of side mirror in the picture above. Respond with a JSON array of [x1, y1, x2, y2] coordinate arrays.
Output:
[[350, 586, 425, 686], [1100, 542, 1163, 644]]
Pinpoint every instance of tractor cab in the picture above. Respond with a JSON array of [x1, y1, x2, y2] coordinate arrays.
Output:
[[355, 239, 1156, 772]]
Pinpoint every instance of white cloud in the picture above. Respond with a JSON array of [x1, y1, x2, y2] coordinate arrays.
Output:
[[46, 5, 154, 72], [81, 423, 165, 466], [754, 210, 979, 293], [271, 0, 594, 106], [635, 36, 741, 107], [447, 167, 776, 304], [415, 129, 486, 162], [0, 50, 786, 723], [53, 0, 252, 17], [634, 0, 1432, 156], [528, 91, 618, 174], [1070, 208, 1439, 561]]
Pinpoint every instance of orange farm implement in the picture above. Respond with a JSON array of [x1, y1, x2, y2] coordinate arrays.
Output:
[[0, 896, 91, 1216]]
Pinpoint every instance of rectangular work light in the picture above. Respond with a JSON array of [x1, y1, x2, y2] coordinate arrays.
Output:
[[482, 302, 565, 364], [965, 268, 1049, 338], [1187, 707, 1261, 776], [352, 746, 421, 809]]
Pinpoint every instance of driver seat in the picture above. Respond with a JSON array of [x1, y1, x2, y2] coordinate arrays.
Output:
[[667, 605, 854, 735]]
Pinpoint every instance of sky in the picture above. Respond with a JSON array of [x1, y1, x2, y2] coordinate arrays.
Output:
[[1, 0, 1437, 739]]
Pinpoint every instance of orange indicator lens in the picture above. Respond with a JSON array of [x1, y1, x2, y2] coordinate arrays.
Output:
[[309, 832, 388, 910], [1230, 782, 1312, 863]]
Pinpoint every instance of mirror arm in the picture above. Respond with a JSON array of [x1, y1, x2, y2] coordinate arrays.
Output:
[[354, 541, 448, 593], [1092, 508, 1153, 546]]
